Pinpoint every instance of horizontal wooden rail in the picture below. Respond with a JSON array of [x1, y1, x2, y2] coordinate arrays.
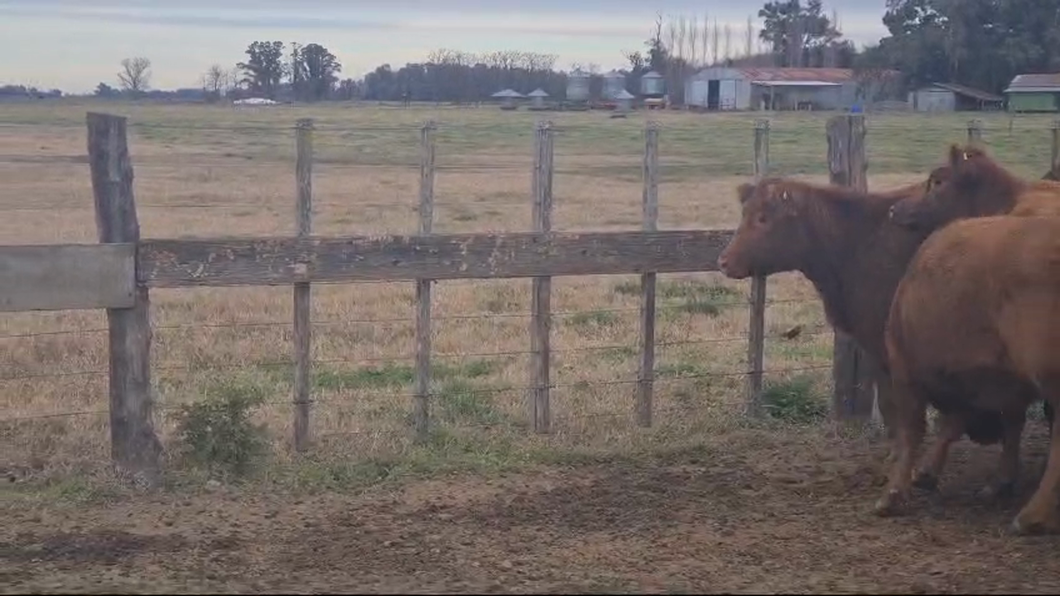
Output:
[[0, 243, 135, 312], [138, 229, 735, 287]]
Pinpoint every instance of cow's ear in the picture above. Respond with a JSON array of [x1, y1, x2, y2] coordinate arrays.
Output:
[[777, 188, 799, 215], [736, 182, 754, 204], [948, 143, 966, 166]]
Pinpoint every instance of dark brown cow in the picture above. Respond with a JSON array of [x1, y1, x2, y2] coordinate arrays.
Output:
[[881, 215, 1060, 534], [715, 177, 1028, 496], [889, 144, 1060, 229]]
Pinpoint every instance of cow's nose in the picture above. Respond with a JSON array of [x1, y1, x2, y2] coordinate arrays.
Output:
[[717, 254, 729, 272]]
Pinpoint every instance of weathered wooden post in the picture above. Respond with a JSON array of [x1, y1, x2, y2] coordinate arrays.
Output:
[[414, 121, 437, 443], [529, 121, 554, 433], [86, 112, 161, 483], [292, 119, 314, 452], [967, 119, 983, 144], [636, 121, 660, 427], [746, 119, 770, 417], [1051, 119, 1059, 176], [826, 114, 876, 421]]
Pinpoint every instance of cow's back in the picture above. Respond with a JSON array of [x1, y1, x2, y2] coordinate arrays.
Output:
[[887, 216, 1060, 408]]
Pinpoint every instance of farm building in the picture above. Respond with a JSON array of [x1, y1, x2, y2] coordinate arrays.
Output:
[[1004, 73, 1060, 113], [907, 82, 1003, 112], [685, 67, 891, 111]]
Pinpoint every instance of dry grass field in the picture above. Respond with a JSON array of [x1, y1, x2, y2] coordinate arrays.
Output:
[[2, 100, 1060, 593]]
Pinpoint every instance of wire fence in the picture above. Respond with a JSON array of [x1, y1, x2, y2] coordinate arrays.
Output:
[[1, 107, 1057, 473]]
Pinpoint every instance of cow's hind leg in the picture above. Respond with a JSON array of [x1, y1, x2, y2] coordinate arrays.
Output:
[[1012, 385, 1060, 535], [911, 410, 966, 491], [874, 382, 927, 517], [981, 408, 1027, 500]]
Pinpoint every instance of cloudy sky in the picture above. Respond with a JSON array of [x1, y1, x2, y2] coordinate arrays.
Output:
[[0, 0, 890, 93]]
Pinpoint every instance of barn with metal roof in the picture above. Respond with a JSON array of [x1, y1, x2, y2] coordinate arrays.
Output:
[[685, 66, 897, 111], [1004, 73, 1060, 113]]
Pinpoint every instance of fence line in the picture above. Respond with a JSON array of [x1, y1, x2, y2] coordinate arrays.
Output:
[[2, 111, 1059, 482], [2, 363, 837, 424]]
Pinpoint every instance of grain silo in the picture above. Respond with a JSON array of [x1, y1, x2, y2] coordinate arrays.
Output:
[[566, 68, 590, 102], [640, 70, 665, 98], [613, 89, 635, 113], [603, 70, 626, 99], [527, 88, 549, 110]]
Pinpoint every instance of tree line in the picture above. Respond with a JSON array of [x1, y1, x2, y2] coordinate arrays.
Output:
[[60, 0, 1059, 104]]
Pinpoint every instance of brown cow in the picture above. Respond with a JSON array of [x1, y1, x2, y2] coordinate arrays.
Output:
[[889, 144, 1060, 229], [880, 215, 1060, 534], [716, 176, 1029, 496]]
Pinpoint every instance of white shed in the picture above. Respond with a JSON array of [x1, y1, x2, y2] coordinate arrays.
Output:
[[685, 67, 865, 111]]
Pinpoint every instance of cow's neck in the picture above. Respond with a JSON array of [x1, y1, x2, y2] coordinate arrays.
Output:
[[799, 196, 893, 340], [978, 169, 1027, 213]]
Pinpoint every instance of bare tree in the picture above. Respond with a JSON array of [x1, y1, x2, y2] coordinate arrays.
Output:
[[746, 16, 754, 58], [676, 15, 687, 64], [701, 12, 710, 66], [688, 14, 699, 67], [723, 23, 732, 61], [118, 57, 151, 93], [201, 64, 227, 96], [712, 18, 720, 66]]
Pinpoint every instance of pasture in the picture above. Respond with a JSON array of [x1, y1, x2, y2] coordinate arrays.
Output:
[[2, 101, 1060, 593]]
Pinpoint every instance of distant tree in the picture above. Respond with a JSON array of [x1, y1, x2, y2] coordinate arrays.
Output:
[[118, 57, 152, 93], [95, 82, 120, 97], [758, 0, 842, 67], [200, 64, 227, 101], [237, 41, 286, 99], [298, 43, 342, 101]]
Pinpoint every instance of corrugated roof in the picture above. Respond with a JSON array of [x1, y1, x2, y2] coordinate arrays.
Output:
[[924, 82, 1003, 102], [695, 66, 901, 84], [753, 80, 841, 87], [1008, 73, 1060, 89], [735, 67, 857, 83]]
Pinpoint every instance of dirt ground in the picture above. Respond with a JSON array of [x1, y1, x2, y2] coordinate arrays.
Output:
[[4, 424, 1060, 595]]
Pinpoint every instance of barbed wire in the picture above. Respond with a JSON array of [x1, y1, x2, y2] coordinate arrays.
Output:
[[0, 300, 825, 342], [0, 325, 834, 382], [0, 363, 833, 423]]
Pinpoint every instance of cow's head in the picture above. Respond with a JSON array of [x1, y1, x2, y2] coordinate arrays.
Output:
[[888, 143, 999, 230], [717, 178, 810, 279]]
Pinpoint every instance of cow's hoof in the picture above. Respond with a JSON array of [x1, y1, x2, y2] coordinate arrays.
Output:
[[874, 489, 905, 517], [912, 471, 938, 492], [1011, 510, 1060, 536]]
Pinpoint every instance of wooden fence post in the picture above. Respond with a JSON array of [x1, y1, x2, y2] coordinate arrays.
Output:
[[1051, 119, 1059, 175], [826, 114, 875, 421], [746, 119, 770, 417], [414, 121, 437, 443], [86, 112, 161, 483], [636, 121, 660, 427], [292, 119, 314, 452], [967, 119, 983, 144], [530, 121, 554, 433]]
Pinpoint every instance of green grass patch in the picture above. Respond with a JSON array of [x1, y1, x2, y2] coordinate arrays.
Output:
[[760, 374, 829, 424]]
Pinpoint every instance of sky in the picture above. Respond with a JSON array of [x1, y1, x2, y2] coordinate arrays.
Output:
[[0, 0, 891, 94]]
